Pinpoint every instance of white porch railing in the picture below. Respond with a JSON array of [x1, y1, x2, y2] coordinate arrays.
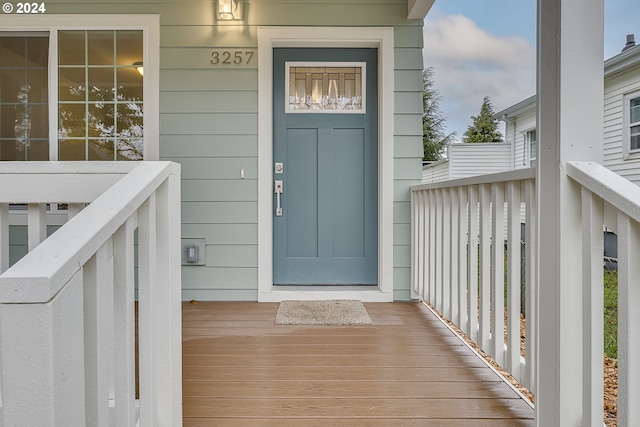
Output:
[[411, 162, 640, 425], [0, 161, 182, 427], [411, 168, 537, 392]]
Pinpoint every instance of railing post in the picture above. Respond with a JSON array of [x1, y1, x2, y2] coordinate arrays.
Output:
[[536, 0, 604, 424], [0, 273, 86, 425], [617, 213, 640, 426], [138, 172, 183, 427]]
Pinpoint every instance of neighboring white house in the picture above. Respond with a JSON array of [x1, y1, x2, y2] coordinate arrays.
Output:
[[498, 35, 640, 185], [424, 35, 640, 186], [422, 142, 512, 183]]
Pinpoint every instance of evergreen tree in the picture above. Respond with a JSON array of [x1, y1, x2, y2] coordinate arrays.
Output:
[[462, 96, 504, 143], [422, 68, 456, 161]]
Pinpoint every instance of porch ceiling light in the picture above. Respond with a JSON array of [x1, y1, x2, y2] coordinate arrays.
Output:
[[217, 0, 242, 21], [133, 61, 144, 76]]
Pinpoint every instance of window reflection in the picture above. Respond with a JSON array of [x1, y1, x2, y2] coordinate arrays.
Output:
[[58, 30, 144, 160], [0, 35, 49, 161]]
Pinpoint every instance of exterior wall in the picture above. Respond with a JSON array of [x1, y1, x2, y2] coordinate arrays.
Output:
[[422, 160, 450, 183], [34, 0, 424, 301], [506, 110, 536, 170], [421, 143, 511, 183], [603, 64, 640, 185]]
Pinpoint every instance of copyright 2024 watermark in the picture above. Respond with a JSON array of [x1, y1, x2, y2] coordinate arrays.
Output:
[[3, 3, 47, 13]]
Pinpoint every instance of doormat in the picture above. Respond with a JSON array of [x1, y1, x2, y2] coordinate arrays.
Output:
[[275, 300, 372, 326]]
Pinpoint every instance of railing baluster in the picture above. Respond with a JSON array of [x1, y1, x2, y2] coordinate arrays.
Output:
[[581, 188, 604, 426], [138, 193, 157, 427], [442, 188, 451, 318], [617, 212, 640, 427], [457, 188, 468, 331], [410, 191, 418, 298], [113, 216, 137, 426], [491, 183, 505, 365], [467, 185, 479, 341], [27, 203, 47, 251], [417, 191, 427, 299], [68, 203, 85, 220], [478, 184, 491, 352], [449, 187, 459, 323], [428, 190, 436, 303], [506, 181, 521, 378], [0, 203, 8, 273], [524, 179, 537, 393], [84, 241, 115, 427], [435, 189, 443, 311]]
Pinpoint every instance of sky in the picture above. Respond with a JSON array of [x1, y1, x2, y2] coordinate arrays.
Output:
[[423, 0, 640, 142]]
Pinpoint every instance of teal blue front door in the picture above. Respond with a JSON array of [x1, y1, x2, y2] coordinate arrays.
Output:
[[273, 48, 378, 285]]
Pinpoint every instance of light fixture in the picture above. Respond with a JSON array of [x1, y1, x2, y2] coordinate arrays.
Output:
[[133, 61, 144, 76], [217, 0, 242, 21]]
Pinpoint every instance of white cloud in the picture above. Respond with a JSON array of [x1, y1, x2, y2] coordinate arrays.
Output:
[[423, 13, 536, 141]]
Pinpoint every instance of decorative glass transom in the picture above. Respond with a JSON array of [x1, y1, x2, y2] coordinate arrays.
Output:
[[286, 62, 365, 113]]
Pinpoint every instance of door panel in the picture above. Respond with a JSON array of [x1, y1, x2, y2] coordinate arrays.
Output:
[[273, 48, 377, 285]]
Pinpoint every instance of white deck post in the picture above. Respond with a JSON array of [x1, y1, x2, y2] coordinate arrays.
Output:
[[536, 0, 604, 425], [0, 273, 86, 425]]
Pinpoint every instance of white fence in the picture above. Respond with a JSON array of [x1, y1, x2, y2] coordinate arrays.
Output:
[[0, 161, 182, 427], [411, 162, 640, 425]]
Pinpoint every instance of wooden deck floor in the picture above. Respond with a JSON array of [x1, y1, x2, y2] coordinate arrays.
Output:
[[182, 301, 534, 426]]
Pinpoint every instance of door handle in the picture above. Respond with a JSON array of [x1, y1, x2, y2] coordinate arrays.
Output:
[[274, 180, 283, 216]]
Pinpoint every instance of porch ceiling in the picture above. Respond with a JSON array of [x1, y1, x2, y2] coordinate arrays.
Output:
[[408, 0, 436, 19]]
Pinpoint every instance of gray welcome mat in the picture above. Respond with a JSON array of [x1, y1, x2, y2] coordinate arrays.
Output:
[[275, 300, 372, 326]]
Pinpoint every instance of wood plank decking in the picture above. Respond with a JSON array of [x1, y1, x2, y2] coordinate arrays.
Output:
[[182, 301, 534, 426]]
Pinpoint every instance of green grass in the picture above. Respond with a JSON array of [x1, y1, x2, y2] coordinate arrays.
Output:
[[603, 270, 618, 359]]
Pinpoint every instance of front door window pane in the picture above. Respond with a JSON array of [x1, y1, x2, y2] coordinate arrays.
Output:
[[0, 35, 49, 161], [59, 30, 143, 160], [286, 62, 365, 113]]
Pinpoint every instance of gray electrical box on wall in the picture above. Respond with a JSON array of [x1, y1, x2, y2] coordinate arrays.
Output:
[[181, 238, 206, 266]]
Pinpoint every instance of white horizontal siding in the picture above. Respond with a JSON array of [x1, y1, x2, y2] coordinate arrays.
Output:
[[422, 160, 450, 183], [510, 111, 536, 169], [448, 143, 511, 179], [604, 65, 640, 185]]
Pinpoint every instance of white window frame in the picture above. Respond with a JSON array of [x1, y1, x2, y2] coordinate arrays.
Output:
[[526, 128, 537, 167], [0, 14, 160, 160], [623, 89, 640, 160]]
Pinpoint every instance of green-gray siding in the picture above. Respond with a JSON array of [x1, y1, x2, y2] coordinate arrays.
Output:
[[10, 0, 425, 301]]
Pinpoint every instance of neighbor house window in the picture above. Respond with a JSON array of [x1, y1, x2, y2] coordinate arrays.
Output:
[[0, 15, 158, 162], [527, 129, 537, 167], [623, 90, 640, 159]]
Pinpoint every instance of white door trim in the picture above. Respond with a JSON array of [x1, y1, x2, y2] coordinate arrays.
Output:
[[257, 27, 394, 302]]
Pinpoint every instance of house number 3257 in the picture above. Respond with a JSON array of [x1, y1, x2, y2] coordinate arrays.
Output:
[[210, 50, 255, 66]]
